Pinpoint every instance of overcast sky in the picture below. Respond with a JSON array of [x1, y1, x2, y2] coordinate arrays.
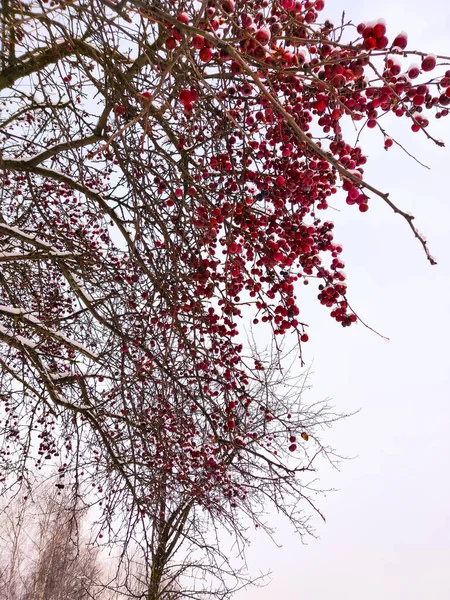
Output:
[[235, 1, 450, 599]]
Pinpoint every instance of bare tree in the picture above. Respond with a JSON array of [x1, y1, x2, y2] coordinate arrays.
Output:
[[0, 494, 30, 600], [0, 486, 102, 600]]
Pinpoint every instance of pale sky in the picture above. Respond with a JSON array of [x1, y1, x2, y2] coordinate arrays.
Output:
[[236, 1, 450, 598]]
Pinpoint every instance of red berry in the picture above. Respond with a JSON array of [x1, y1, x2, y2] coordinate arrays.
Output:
[[392, 32, 408, 49], [288, 443, 297, 452], [172, 28, 182, 42], [255, 27, 271, 46], [376, 36, 389, 50], [332, 74, 346, 88], [373, 22, 386, 39], [114, 104, 125, 116], [364, 37, 377, 51], [165, 37, 177, 50], [192, 34, 205, 50], [199, 47, 213, 63], [177, 12, 189, 25], [179, 89, 194, 104], [221, 0, 235, 14], [289, 436, 296, 443], [421, 55, 436, 72], [281, 0, 295, 10], [357, 23, 366, 35], [305, 10, 316, 24], [347, 187, 359, 201], [300, 333, 309, 342]]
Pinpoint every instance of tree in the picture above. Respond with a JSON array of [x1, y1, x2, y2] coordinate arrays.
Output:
[[0, 486, 102, 600], [0, 1, 448, 598]]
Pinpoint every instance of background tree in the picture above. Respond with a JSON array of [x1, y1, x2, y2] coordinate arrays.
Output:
[[0, 486, 102, 600], [0, 0, 449, 598]]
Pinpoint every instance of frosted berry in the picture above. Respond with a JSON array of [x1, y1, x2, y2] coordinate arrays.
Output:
[[177, 12, 189, 25], [255, 28, 271, 46], [373, 22, 386, 39], [422, 55, 436, 72], [392, 32, 408, 49]]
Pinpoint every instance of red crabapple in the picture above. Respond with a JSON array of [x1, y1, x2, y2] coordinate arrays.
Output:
[[255, 27, 271, 45], [392, 32, 408, 49], [364, 37, 377, 51], [281, 0, 295, 10], [422, 55, 436, 72], [192, 34, 205, 50], [177, 12, 189, 25], [165, 37, 177, 50], [179, 89, 194, 104], [199, 47, 213, 62], [373, 21, 386, 39], [222, 0, 235, 14]]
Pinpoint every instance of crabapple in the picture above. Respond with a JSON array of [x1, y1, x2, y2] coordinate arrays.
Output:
[[372, 21, 386, 39], [281, 0, 296, 10], [177, 12, 189, 25], [422, 55, 437, 72], [222, 0, 235, 14], [255, 27, 271, 46], [165, 37, 177, 50], [392, 32, 408, 49], [199, 47, 213, 62], [192, 34, 205, 50]]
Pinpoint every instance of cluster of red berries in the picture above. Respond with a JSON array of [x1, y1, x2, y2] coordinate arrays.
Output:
[[2, 0, 449, 518]]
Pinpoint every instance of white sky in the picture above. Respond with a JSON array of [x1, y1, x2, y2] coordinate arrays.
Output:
[[235, 1, 450, 598]]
